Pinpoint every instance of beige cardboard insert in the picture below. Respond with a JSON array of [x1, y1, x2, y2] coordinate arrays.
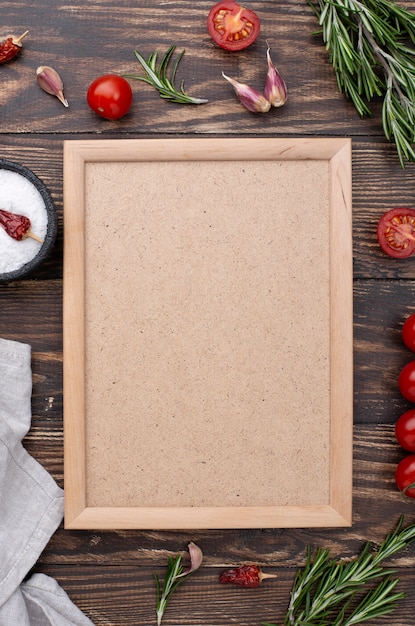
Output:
[[63, 137, 353, 529]]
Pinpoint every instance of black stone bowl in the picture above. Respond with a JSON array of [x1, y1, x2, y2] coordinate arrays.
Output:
[[0, 159, 57, 284]]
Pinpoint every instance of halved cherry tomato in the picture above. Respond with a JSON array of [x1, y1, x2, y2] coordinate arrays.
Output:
[[207, 1, 260, 51], [87, 74, 132, 120], [377, 207, 415, 258], [398, 361, 415, 402], [396, 454, 415, 498], [402, 313, 415, 351], [395, 409, 415, 452]]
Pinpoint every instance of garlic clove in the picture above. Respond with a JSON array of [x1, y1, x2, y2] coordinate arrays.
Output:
[[264, 45, 287, 108], [177, 542, 203, 578], [36, 65, 68, 107], [222, 72, 271, 113]]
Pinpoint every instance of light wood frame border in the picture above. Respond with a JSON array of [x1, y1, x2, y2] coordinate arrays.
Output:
[[63, 137, 353, 530]]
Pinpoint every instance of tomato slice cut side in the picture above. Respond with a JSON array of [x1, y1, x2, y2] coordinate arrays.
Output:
[[207, 1, 260, 51], [377, 207, 415, 258]]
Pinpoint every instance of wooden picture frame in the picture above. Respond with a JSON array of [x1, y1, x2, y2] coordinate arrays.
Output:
[[63, 137, 353, 530]]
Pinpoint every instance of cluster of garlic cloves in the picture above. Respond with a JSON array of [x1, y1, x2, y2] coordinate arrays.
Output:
[[223, 44, 287, 113]]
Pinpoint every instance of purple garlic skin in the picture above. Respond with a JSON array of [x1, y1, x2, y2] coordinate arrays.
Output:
[[177, 542, 203, 578], [222, 72, 271, 113], [36, 65, 68, 107], [264, 46, 287, 107]]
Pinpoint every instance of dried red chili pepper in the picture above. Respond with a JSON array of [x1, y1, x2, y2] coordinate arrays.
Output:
[[0, 209, 42, 243], [219, 564, 277, 588], [0, 30, 29, 64]]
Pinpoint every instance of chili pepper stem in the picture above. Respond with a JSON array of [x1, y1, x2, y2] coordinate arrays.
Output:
[[258, 572, 278, 582], [13, 31, 29, 46], [26, 230, 43, 244]]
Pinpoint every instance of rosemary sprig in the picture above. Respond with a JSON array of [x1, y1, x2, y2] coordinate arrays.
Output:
[[307, 0, 415, 167], [263, 516, 415, 626], [154, 554, 184, 626], [124, 45, 208, 104], [154, 542, 203, 625]]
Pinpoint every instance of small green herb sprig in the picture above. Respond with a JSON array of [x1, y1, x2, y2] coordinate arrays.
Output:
[[307, 0, 415, 167], [154, 542, 203, 625], [263, 516, 415, 626], [124, 45, 208, 105]]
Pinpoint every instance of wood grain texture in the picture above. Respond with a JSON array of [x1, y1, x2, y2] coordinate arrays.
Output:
[[2, 0, 415, 623], [0, 0, 377, 135]]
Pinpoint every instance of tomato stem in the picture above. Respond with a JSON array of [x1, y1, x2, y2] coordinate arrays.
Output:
[[403, 480, 415, 494]]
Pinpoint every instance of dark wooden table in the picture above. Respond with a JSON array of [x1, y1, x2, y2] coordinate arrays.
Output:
[[2, 1, 415, 624]]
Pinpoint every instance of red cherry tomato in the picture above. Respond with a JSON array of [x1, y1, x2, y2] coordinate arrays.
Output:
[[402, 313, 415, 351], [395, 454, 415, 498], [87, 74, 132, 120], [207, 1, 260, 51], [377, 207, 415, 258], [398, 361, 415, 402], [395, 409, 415, 452]]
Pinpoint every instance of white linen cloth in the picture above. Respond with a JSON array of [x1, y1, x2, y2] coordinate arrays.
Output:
[[0, 337, 94, 625]]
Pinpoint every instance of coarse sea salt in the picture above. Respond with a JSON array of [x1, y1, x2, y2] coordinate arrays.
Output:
[[0, 168, 48, 274]]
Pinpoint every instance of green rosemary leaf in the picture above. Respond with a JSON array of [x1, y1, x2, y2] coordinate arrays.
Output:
[[148, 51, 159, 76], [124, 45, 208, 105], [159, 45, 176, 87], [340, 577, 404, 625], [154, 555, 184, 626], [154, 555, 188, 626], [153, 543, 203, 626], [307, 0, 415, 166], [338, 72, 373, 116], [132, 50, 163, 89], [262, 516, 415, 626], [375, 0, 415, 43], [169, 47, 185, 86]]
